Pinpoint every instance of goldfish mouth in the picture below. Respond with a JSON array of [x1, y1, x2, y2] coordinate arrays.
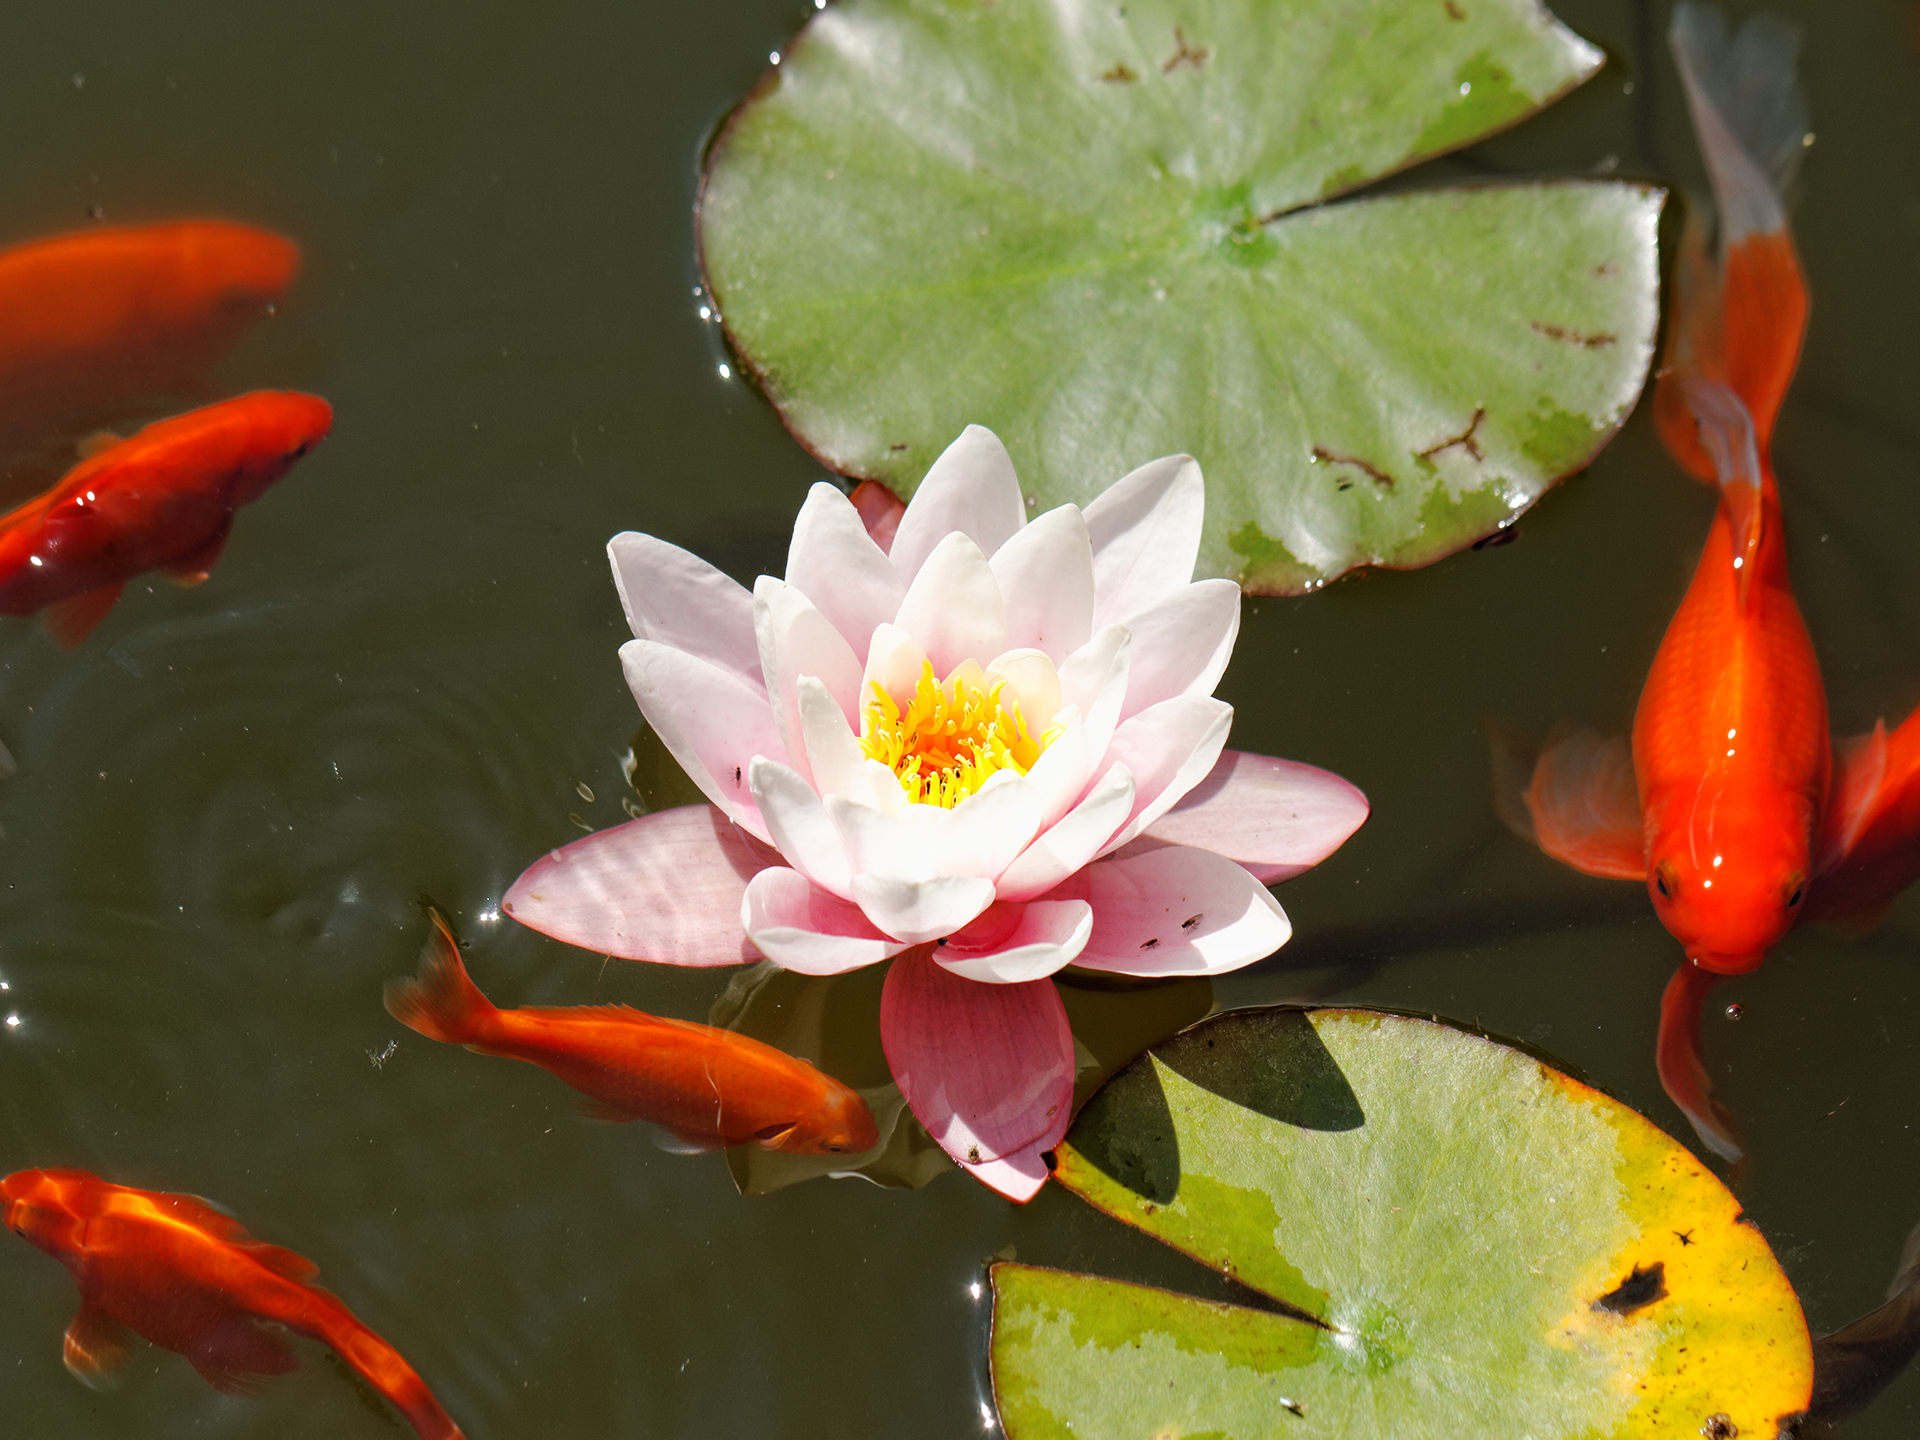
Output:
[[1689, 949, 1765, 976]]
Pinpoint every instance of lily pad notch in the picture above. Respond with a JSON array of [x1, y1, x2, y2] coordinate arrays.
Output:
[[699, 0, 1663, 593]]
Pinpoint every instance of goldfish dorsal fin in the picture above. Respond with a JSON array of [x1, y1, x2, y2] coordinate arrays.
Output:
[[1677, 376, 1764, 605], [156, 1189, 255, 1242], [1818, 722, 1891, 874], [63, 1304, 134, 1390], [39, 581, 125, 649], [1523, 725, 1646, 881], [241, 1240, 323, 1284], [1670, 4, 1806, 246], [74, 429, 126, 461]]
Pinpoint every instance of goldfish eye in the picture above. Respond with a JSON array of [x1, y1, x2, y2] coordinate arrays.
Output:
[[1787, 887, 1803, 907], [824, 1144, 845, 1154], [1655, 872, 1671, 899]]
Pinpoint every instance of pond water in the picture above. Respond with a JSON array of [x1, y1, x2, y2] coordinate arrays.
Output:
[[0, 0, 1914, 1435]]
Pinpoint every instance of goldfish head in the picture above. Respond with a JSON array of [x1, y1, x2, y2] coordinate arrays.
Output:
[[1647, 845, 1806, 975], [756, 1085, 881, 1157], [223, 391, 335, 506], [2, 1168, 90, 1255]]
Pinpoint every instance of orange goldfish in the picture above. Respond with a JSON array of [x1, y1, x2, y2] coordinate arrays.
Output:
[[0, 220, 299, 455], [2, 1167, 463, 1439], [386, 914, 880, 1155], [1508, 7, 1920, 1161], [0, 389, 332, 646]]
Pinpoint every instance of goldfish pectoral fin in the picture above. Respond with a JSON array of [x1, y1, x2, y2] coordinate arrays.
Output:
[[1656, 965, 1746, 1165], [1818, 723, 1891, 873], [1526, 726, 1646, 881], [575, 1098, 642, 1125], [39, 581, 126, 650], [752, 1122, 799, 1150], [648, 1124, 723, 1154], [1484, 718, 1540, 845], [190, 1359, 274, 1398], [160, 521, 234, 587], [63, 1305, 134, 1390], [74, 429, 126, 461]]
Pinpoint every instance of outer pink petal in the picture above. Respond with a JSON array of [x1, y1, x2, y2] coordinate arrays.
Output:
[[850, 479, 906, 554], [608, 533, 762, 689], [888, 425, 1027, 582], [619, 639, 783, 841], [1099, 695, 1234, 854], [1116, 579, 1241, 721], [880, 949, 1074, 1202], [1143, 749, 1370, 883], [1058, 842, 1291, 977], [741, 867, 910, 975], [990, 504, 1094, 664], [932, 898, 1093, 983], [503, 804, 774, 964], [1083, 454, 1203, 631], [891, 532, 1008, 680], [785, 483, 905, 662]]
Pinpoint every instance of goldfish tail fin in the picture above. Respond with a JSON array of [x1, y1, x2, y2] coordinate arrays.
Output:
[[1656, 963, 1746, 1164], [1662, 4, 1810, 452], [383, 912, 496, 1045], [308, 1305, 466, 1440], [1524, 725, 1646, 881]]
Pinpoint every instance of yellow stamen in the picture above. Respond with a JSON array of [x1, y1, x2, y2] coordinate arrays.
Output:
[[859, 661, 1050, 807]]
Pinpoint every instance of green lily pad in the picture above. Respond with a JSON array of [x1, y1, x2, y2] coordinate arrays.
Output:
[[990, 1008, 1812, 1437], [699, 0, 1662, 592]]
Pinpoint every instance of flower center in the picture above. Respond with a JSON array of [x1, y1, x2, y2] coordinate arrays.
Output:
[[859, 660, 1046, 808]]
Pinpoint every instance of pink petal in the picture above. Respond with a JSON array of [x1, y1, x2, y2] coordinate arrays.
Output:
[[996, 762, 1136, 901], [619, 639, 784, 841], [1116, 579, 1241, 721], [932, 898, 1093, 983], [1143, 749, 1370, 883], [785, 483, 906, 662], [990, 504, 1094, 664], [742, 867, 910, 975], [1099, 695, 1234, 854], [888, 425, 1027, 583], [503, 804, 774, 964], [1083, 454, 1203, 631], [891, 532, 1008, 679], [752, 576, 865, 788], [608, 533, 763, 689], [850, 480, 906, 554], [880, 949, 1074, 1201], [1059, 842, 1291, 977]]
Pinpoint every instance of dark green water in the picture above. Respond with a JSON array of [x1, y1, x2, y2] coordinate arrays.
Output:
[[0, 1, 1913, 1435]]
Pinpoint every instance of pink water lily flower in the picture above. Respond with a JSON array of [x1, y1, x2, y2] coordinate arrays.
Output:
[[504, 427, 1367, 1201]]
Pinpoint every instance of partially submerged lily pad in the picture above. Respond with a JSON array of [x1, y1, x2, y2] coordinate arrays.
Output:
[[990, 1008, 1812, 1437], [700, 0, 1662, 592]]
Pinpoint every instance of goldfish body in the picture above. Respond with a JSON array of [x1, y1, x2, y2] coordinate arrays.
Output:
[[0, 389, 332, 646], [0, 220, 299, 456], [386, 914, 880, 1155], [2, 1167, 463, 1439]]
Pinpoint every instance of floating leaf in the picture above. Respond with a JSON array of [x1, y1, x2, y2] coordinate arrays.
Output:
[[700, 0, 1661, 592], [990, 1008, 1812, 1437]]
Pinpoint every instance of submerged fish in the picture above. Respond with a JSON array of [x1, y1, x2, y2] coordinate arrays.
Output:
[[0, 389, 332, 646], [385, 913, 880, 1155], [0, 220, 299, 454], [1, 1167, 464, 1440], [1503, 6, 1920, 1162]]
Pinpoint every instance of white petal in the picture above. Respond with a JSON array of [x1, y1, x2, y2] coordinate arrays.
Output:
[[1057, 624, 1131, 765], [933, 899, 1093, 983], [996, 762, 1136, 901], [850, 872, 996, 944], [862, 623, 929, 712], [749, 757, 852, 897], [742, 867, 909, 975], [1015, 709, 1094, 830], [608, 533, 762, 689], [1060, 842, 1292, 976], [784, 483, 905, 660], [753, 576, 865, 789], [892, 531, 1008, 679], [888, 424, 1026, 582], [797, 675, 889, 807], [937, 772, 1044, 881], [1117, 579, 1241, 721], [1099, 696, 1234, 854], [984, 649, 1063, 736], [1083, 454, 1204, 630], [619, 639, 782, 841], [990, 503, 1094, 663]]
